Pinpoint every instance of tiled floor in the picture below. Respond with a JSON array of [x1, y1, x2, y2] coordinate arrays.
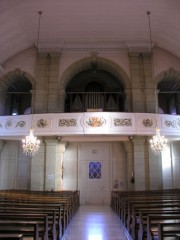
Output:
[[62, 205, 132, 240]]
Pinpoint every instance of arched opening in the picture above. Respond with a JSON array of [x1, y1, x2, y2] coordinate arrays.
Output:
[[65, 69, 125, 112], [0, 70, 32, 116], [157, 69, 180, 115]]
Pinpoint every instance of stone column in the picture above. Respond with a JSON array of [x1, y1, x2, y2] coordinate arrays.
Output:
[[34, 52, 60, 113], [58, 86, 66, 112], [175, 93, 180, 114], [58, 141, 67, 190], [124, 89, 132, 112], [124, 138, 135, 191], [0, 140, 5, 153], [30, 138, 45, 190], [44, 138, 58, 191], [0, 140, 5, 189], [0, 93, 8, 115], [129, 52, 156, 113], [41, 138, 68, 191], [144, 138, 150, 190], [47, 53, 60, 113], [133, 136, 147, 190]]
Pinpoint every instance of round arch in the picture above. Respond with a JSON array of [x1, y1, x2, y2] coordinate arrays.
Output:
[[156, 67, 180, 86], [60, 56, 131, 112], [156, 67, 180, 115], [60, 56, 130, 89], [0, 68, 34, 116]]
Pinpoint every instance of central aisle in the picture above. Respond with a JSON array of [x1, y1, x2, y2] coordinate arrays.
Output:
[[62, 205, 132, 240]]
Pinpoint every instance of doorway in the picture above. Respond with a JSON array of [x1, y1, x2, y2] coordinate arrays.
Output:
[[78, 143, 111, 205]]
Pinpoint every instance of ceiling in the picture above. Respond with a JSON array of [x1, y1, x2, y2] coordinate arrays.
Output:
[[1, 0, 180, 66]]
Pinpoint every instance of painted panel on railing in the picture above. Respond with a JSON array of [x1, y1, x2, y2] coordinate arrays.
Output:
[[0, 112, 180, 139]]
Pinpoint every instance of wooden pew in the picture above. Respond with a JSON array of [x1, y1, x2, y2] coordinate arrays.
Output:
[[146, 214, 180, 240], [0, 206, 58, 240], [0, 213, 49, 240], [158, 222, 180, 240], [176, 234, 180, 240], [111, 190, 180, 240], [129, 203, 180, 239], [0, 220, 39, 240], [0, 200, 69, 236], [137, 210, 180, 240], [0, 190, 79, 239], [130, 206, 180, 239], [0, 234, 23, 240]]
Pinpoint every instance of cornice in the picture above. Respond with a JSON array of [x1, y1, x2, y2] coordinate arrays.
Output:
[[37, 40, 154, 54]]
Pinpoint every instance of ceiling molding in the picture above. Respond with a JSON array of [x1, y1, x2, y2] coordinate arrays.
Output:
[[37, 40, 155, 54]]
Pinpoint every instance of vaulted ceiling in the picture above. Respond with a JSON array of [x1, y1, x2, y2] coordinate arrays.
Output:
[[1, 0, 180, 65]]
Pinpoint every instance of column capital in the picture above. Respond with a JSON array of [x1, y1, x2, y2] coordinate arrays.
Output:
[[0, 140, 5, 152], [58, 141, 68, 153]]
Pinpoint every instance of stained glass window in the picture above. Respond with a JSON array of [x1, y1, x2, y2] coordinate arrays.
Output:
[[89, 162, 101, 179]]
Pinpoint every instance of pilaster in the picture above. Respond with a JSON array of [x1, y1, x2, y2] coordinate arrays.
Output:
[[44, 138, 58, 190], [124, 138, 135, 191], [30, 138, 45, 190], [34, 52, 60, 113], [129, 52, 156, 113], [58, 86, 66, 113], [133, 136, 148, 190]]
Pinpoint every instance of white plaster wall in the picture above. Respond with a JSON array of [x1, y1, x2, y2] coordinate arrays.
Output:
[[171, 142, 180, 188], [154, 47, 180, 78], [112, 142, 127, 191], [134, 138, 146, 191], [31, 144, 45, 191], [1, 46, 180, 91], [149, 151, 162, 190], [59, 52, 130, 81], [100, 53, 130, 79], [1, 141, 18, 189], [161, 143, 173, 189], [16, 144, 31, 190], [63, 143, 78, 190], [45, 141, 57, 191], [0, 48, 36, 79]]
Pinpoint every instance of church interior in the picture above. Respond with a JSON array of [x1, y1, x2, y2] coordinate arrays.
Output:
[[1, 0, 180, 239]]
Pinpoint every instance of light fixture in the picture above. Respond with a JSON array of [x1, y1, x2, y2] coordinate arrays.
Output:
[[150, 128, 167, 155], [22, 11, 42, 156], [147, 11, 167, 154], [22, 128, 40, 156]]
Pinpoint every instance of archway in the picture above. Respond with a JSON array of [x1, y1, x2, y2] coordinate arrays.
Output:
[[60, 56, 131, 112], [0, 69, 34, 116], [156, 68, 180, 115]]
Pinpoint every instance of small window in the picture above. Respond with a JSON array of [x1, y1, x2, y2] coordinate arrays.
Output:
[[89, 162, 101, 179]]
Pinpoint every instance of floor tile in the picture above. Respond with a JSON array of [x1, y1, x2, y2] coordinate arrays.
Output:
[[62, 205, 132, 240]]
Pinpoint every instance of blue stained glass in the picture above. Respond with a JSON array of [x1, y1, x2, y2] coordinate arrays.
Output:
[[89, 162, 101, 179]]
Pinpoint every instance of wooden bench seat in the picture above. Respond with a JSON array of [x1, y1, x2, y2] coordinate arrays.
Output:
[[0, 213, 49, 240], [0, 234, 23, 240], [158, 222, 180, 240], [130, 205, 180, 239], [137, 210, 180, 240], [0, 190, 80, 240], [0, 206, 58, 240], [123, 199, 180, 227], [0, 196, 72, 228], [111, 190, 180, 240], [130, 207, 180, 238], [146, 215, 180, 240], [0, 220, 39, 240]]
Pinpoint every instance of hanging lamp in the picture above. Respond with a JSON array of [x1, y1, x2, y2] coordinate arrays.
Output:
[[22, 11, 42, 156], [147, 11, 167, 155]]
